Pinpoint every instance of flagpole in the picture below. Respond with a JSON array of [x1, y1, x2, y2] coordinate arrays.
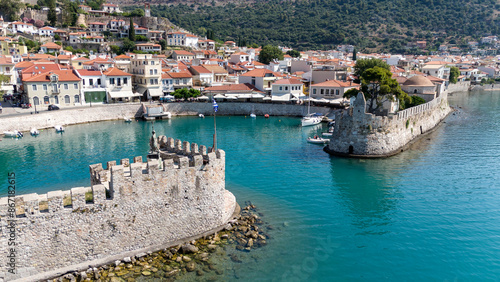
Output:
[[213, 99, 217, 152]]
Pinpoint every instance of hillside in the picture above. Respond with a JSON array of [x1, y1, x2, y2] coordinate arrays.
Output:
[[140, 0, 500, 52]]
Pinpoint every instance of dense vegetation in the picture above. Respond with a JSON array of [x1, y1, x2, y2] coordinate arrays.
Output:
[[149, 0, 500, 53]]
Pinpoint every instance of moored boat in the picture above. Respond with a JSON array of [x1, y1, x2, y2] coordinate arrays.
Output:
[[199, 114, 205, 118], [307, 135, 329, 144], [3, 130, 23, 138], [30, 128, 40, 136], [124, 117, 132, 122], [250, 113, 257, 118], [301, 114, 322, 127], [54, 125, 64, 132]]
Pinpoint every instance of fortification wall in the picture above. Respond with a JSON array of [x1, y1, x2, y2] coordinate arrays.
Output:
[[326, 92, 451, 157], [0, 137, 235, 281], [447, 81, 470, 93]]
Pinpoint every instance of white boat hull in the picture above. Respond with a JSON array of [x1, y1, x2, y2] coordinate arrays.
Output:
[[307, 137, 329, 144], [301, 117, 322, 127], [250, 113, 256, 118], [30, 128, 40, 136], [54, 125, 64, 132], [4, 130, 23, 138]]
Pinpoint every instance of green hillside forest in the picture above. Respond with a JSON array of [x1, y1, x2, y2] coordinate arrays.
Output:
[[150, 0, 500, 52]]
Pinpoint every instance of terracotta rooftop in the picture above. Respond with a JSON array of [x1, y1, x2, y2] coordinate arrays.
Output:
[[273, 78, 303, 85], [311, 80, 360, 88], [103, 67, 132, 76], [25, 70, 81, 82], [240, 69, 282, 77]]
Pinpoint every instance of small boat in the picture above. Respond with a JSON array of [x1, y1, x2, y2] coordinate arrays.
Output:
[[301, 114, 322, 127], [54, 125, 64, 132], [307, 136, 329, 144], [124, 117, 132, 122], [4, 130, 23, 138], [264, 114, 270, 118], [198, 114, 205, 118], [164, 112, 172, 119], [322, 132, 333, 137], [250, 113, 257, 118], [30, 128, 40, 136]]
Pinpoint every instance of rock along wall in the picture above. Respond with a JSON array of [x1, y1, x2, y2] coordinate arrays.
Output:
[[0, 137, 236, 281], [326, 92, 451, 157]]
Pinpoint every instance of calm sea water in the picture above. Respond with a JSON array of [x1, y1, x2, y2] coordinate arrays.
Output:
[[1, 91, 500, 281]]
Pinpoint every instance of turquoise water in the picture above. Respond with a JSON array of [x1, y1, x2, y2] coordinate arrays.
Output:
[[1, 91, 500, 280]]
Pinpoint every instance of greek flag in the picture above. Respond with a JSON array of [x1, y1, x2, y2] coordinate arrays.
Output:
[[213, 100, 218, 112]]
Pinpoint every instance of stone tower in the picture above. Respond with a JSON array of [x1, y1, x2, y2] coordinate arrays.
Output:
[[144, 3, 151, 17]]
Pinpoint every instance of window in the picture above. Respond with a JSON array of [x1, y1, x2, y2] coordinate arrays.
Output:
[[43, 84, 47, 91], [110, 78, 115, 85], [64, 84, 68, 90], [279, 86, 283, 91], [313, 89, 317, 94], [150, 69, 153, 75], [44, 96, 49, 104], [74, 95, 80, 103], [155, 79, 158, 84], [285, 86, 288, 91], [74, 83, 78, 89], [320, 89, 324, 95], [89, 79, 93, 85], [97, 79, 101, 85], [151, 61, 155, 65], [82, 79, 85, 85], [53, 84, 58, 92], [33, 96, 39, 105], [336, 89, 339, 95], [154, 69, 157, 75], [64, 95, 70, 103], [54, 95, 59, 104], [325, 89, 329, 95], [117, 78, 121, 86], [32, 85, 37, 91], [175, 79, 179, 84], [183, 79, 187, 84], [150, 79, 153, 84], [124, 78, 128, 85]]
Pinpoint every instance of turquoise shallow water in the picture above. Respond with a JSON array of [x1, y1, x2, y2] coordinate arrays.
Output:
[[1, 91, 500, 280]]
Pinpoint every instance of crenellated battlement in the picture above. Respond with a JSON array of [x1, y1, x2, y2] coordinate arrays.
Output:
[[0, 136, 234, 281]]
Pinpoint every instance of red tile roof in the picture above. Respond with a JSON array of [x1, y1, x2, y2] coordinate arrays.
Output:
[[24, 70, 81, 82], [76, 69, 102, 76], [240, 69, 282, 77], [167, 71, 192, 78], [273, 78, 303, 85], [189, 65, 211, 74], [205, 83, 263, 93], [311, 80, 360, 88], [103, 67, 132, 76]]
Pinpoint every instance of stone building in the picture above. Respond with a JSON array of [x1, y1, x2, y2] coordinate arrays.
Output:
[[401, 75, 436, 102]]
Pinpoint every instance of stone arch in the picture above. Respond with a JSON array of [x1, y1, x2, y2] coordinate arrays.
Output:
[[348, 145, 354, 154]]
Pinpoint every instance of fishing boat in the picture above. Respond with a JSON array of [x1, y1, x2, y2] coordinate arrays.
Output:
[[307, 135, 329, 144], [30, 128, 40, 136], [199, 114, 205, 118], [124, 117, 132, 122], [54, 125, 64, 132], [3, 130, 23, 138], [250, 113, 257, 118]]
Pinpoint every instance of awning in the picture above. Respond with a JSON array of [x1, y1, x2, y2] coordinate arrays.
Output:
[[271, 94, 291, 101], [214, 94, 226, 99], [198, 96, 209, 100], [108, 90, 140, 98], [148, 88, 163, 97], [225, 96, 238, 100]]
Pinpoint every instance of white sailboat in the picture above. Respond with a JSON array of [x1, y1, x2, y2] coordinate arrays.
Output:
[[301, 97, 321, 127]]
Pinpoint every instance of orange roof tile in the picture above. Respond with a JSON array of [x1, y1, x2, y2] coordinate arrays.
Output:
[[24, 70, 80, 82], [240, 69, 282, 77], [311, 80, 360, 88], [103, 67, 132, 76], [273, 78, 303, 85]]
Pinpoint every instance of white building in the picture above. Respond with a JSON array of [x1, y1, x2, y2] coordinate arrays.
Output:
[[166, 32, 198, 48], [271, 78, 304, 102]]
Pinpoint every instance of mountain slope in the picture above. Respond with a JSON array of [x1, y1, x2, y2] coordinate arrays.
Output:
[[149, 0, 500, 52]]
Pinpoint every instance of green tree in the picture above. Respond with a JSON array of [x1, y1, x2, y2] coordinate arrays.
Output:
[[129, 18, 136, 41], [344, 66, 406, 114], [188, 88, 200, 98], [173, 88, 189, 100], [258, 45, 284, 65], [121, 38, 136, 52], [0, 0, 24, 21], [48, 7, 57, 26], [159, 39, 166, 50], [130, 8, 144, 17], [0, 74, 10, 100], [353, 58, 390, 79], [352, 48, 357, 61], [109, 45, 121, 55], [286, 50, 301, 58], [449, 66, 459, 84]]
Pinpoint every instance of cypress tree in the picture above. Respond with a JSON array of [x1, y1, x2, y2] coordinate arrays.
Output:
[[129, 18, 136, 41], [352, 48, 357, 61]]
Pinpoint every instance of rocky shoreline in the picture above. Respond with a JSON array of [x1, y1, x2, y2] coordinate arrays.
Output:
[[50, 203, 270, 282]]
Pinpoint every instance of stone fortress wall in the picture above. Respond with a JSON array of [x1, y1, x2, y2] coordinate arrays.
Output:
[[325, 92, 452, 157], [0, 137, 236, 281]]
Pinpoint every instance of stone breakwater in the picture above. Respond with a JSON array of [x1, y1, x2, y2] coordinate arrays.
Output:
[[51, 203, 271, 281], [0, 137, 236, 281], [0, 102, 337, 133], [325, 92, 452, 157]]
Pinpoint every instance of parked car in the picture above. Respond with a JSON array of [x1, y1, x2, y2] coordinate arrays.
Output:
[[48, 104, 60, 111]]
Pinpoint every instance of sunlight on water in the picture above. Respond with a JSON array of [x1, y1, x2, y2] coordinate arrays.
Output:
[[1, 91, 500, 280]]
